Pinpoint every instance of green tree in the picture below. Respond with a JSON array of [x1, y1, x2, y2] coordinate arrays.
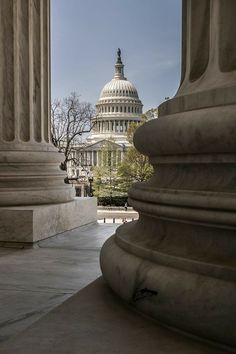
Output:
[[118, 118, 153, 192], [92, 140, 122, 201]]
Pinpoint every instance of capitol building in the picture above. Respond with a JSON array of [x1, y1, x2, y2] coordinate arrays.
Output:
[[69, 49, 143, 179]]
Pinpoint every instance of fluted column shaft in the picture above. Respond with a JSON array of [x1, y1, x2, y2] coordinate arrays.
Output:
[[0, 0, 74, 206]]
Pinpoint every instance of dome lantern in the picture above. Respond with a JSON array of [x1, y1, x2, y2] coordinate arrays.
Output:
[[114, 48, 126, 80]]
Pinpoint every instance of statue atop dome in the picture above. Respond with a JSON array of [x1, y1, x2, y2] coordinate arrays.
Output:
[[116, 48, 122, 64]]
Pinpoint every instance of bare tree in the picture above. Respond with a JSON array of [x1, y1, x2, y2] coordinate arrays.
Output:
[[51, 92, 95, 171]]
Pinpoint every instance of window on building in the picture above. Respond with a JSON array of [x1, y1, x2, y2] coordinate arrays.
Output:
[[116, 106, 118, 112], [120, 106, 122, 112], [124, 106, 126, 113], [128, 107, 130, 112]]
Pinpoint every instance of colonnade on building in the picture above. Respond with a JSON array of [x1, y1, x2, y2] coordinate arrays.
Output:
[[97, 104, 142, 114], [70, 148, 124, 171], [93, 119, 139, 134]]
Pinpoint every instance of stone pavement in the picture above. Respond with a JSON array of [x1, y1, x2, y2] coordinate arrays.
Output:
[[0, 222, 233, 354], [0, 278, 230, 354], [0, 222, 117, 343]]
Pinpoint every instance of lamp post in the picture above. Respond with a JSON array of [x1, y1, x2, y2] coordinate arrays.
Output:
[[88, 176, 94, 197], [87, 167, 94, 197]]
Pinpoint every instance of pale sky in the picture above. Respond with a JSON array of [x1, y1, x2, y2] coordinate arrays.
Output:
[[51, 0, 181, 112]]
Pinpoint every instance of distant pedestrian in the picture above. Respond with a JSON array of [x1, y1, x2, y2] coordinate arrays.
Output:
[[124, 202, 128, 211]]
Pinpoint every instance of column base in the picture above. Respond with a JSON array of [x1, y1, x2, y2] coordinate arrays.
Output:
[[100, 230, 236, 349], [0, 197, 97, 245]]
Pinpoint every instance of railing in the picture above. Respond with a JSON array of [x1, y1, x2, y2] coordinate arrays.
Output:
[[97, 207, 139, 224]]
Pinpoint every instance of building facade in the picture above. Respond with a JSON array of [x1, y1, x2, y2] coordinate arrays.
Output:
[[67, 49, 143, 182]]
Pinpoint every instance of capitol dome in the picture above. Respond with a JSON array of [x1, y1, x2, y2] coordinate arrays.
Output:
[[96, 48, 143, 116], [99, 79, 139, 100], [87, 49, 143, 146]]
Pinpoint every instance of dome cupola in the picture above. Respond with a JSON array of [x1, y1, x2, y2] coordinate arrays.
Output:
[[97, 49, 142, 105]]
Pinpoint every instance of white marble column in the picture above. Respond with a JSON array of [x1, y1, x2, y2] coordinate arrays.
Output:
[[0, 0, 74, 206], [101, 0, 236, 349], [94, 151, 97, 166], [121, 120, 124, 133], [0, 0, 97, 244]]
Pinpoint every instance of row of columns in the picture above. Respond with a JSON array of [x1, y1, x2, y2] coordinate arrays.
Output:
[[95, 120, 138, 133], [98, 105, 142, 114], [80, 150, 123, 167]]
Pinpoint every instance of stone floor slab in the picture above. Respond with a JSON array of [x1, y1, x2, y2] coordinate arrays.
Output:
[[0, 223, 117, 342], [0, 278, 230, 354]]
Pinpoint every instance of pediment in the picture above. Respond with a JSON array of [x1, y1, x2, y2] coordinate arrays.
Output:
[[85, 139, 123, 150]]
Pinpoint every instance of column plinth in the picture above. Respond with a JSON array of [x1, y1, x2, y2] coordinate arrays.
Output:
[[100, 0, 236, 349]]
